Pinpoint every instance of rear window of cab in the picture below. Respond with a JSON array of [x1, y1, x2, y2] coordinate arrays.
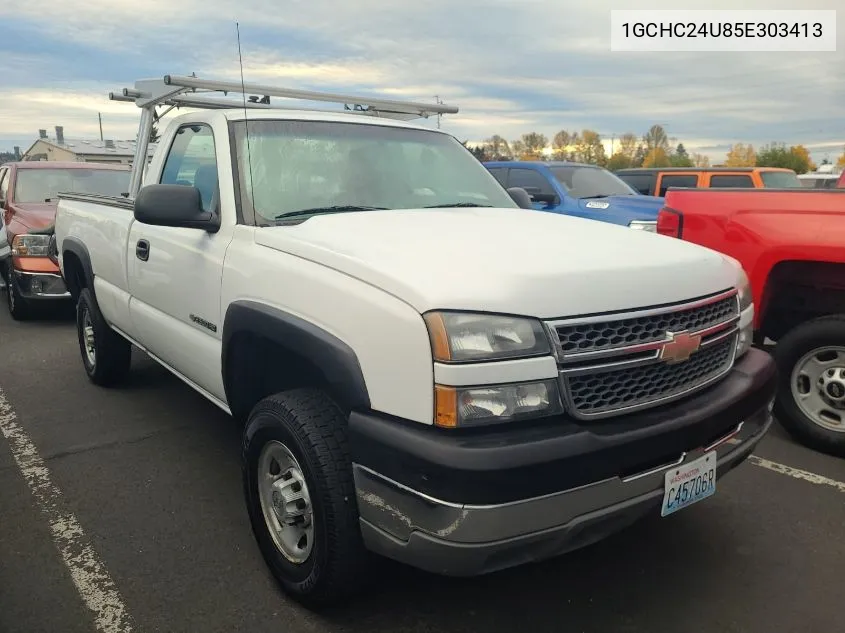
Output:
[[760, 170, 802, 188]]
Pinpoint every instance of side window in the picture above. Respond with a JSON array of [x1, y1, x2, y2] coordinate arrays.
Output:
[[658, 174, 698, 197], [487, 167, 508, 187], [0, 168, 8, 202], [507, 168, 555, 195], [709, 174, 754, 188], [159, 124, 219, 212], [619, 173, 655, 195]]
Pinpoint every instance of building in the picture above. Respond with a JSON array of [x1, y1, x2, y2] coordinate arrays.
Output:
[[21, 126, 157, 165]]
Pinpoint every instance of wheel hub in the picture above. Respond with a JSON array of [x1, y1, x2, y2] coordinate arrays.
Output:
[[82, 308, 96, 366], [819, 368, 845, 404], [257, 441, 315, 564], [792, 346, 845, 434]]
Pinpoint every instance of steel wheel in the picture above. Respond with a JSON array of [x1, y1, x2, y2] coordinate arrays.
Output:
[[257, 440, 315, 564], [791, 345, 845, 434], [81, 306, 96, 367]]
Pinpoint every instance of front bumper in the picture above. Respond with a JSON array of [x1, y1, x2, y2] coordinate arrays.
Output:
[[350, 347, 777, 577], [10, 269, 70, 300]]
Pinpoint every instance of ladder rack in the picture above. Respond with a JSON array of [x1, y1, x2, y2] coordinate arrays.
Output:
[[109, 73, 459, 196]]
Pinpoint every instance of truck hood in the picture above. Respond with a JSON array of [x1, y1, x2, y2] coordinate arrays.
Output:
[[254, 207, 739, 318], [576, 194, 665, 220], [10, 202, 57, 230]]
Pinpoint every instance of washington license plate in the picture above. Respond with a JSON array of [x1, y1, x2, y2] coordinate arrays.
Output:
[[661, 451, 717, 517]]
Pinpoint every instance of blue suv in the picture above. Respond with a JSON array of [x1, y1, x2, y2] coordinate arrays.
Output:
[[484, 160, 665, 231]]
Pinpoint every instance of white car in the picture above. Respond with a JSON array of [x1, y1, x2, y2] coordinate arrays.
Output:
[[53, 75, 777, 608]]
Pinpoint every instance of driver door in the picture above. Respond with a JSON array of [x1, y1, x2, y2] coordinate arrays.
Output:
[[127, 122, 234, 401]]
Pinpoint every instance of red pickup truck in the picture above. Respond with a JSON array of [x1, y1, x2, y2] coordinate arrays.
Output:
[[0, 161, 130, 319], [657, 188, 845, 457]]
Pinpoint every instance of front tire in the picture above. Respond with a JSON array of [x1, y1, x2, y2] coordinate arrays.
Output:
[[242, 389, 371, 607], [773, 315, 845, 457], [76, 288, 132, 387], [6, 265, 31, 321]]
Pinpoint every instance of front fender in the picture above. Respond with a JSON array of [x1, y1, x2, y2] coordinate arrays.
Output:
[[221, 300, 371, 413]]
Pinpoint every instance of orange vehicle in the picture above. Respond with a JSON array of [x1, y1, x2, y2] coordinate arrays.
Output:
[[0, 161, 130, 319], [615, 166, 801, 197]]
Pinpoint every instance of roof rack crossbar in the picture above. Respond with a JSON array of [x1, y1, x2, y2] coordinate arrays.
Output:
[[161, 74, 458, 117], [114, 73, 458, 197]]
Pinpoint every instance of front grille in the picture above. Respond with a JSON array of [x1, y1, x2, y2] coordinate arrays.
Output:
[[565, 336, 735, 417], [546, 291, 740, 420], [555, 294, 738, 354]]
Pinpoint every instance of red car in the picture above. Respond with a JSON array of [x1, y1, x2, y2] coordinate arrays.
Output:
[[657, 186, 845, 456], [0, 161, 130, 319], [838, 171, 845, 188]]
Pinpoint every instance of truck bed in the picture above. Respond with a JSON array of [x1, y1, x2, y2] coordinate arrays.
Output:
[[54, 193, 136, 330]]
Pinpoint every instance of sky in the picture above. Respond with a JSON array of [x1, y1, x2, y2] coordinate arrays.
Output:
[[0, 0, 842, 164]]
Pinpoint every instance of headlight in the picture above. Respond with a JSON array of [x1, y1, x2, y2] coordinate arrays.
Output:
[[423, 312, 551, 362], [736, 267, 752, 311], [434, 380, 563, 428], [735, 267, 754, 358], [11, 234, 51, 257], [628, 220, 657, 232]]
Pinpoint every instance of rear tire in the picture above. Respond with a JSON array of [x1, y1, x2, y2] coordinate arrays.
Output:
[[773, 315, 845, 457], [242, 389, 371, 608], [76, 288, 132, 387]]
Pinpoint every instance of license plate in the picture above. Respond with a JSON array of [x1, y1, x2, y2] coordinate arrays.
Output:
[[661, 451, 717, 517]]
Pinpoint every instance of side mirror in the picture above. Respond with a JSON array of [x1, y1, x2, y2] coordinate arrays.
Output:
[[134, 184, 220, 233], [507, 187, 534, 209]]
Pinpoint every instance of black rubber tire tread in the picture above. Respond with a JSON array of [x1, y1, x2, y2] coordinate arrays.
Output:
[[6, 265, 31, 321], [773, 314, 845, 457], [242, 388, 372, 608], [76, 288, 132, 387]]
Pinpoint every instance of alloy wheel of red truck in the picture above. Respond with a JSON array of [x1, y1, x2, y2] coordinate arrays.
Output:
[[773, 316, 845, 458]]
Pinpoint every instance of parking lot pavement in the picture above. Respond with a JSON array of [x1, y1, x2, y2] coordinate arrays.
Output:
[[2, 306, 845, 633]]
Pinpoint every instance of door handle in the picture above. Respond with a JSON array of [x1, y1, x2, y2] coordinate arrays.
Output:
[[136, 239, 150, 262]]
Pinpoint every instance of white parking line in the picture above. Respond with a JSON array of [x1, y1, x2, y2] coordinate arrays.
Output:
[[0, 388, 135, 633], [748, 455, 845, 493]]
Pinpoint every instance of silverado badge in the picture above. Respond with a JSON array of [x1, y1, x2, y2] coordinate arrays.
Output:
[[659, 330, 701, 364]]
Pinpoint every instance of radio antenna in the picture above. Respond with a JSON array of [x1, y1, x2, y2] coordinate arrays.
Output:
[[236, 22, 256, 223]]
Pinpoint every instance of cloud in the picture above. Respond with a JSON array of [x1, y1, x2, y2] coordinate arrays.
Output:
[[1, 0, 843, 165]]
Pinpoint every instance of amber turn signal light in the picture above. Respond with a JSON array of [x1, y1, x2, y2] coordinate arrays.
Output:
[[433, 385, 458, 428]]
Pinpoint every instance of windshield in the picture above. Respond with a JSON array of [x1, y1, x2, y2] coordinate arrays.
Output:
[[550, 165, 636, 198], [14, 168, 130, 203], [760, 170, 802, 188], [231, 119, 517, 222]]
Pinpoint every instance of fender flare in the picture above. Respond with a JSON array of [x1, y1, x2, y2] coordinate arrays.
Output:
[[221, 301, 371, 412], [60, 237, 95, 297]]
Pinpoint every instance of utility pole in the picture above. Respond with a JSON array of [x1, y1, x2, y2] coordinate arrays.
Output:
[[98, 113, 104, 141], [434, 95, 443, 129]]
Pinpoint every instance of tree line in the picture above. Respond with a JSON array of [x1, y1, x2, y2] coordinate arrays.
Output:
[[464, 124, 843, 175], [464, 125, 708, 170], [723, 142, 844, 174]]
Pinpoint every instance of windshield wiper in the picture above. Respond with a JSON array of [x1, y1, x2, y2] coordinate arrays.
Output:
[[275, 205, 388, 220], [422, 202, 492, 208]]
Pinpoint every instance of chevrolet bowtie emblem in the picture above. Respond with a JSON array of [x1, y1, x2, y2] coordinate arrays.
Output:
[[659, 330, 702, 364]]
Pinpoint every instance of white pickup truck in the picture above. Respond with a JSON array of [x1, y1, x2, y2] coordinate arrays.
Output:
[[54, 75, 777, 608]]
